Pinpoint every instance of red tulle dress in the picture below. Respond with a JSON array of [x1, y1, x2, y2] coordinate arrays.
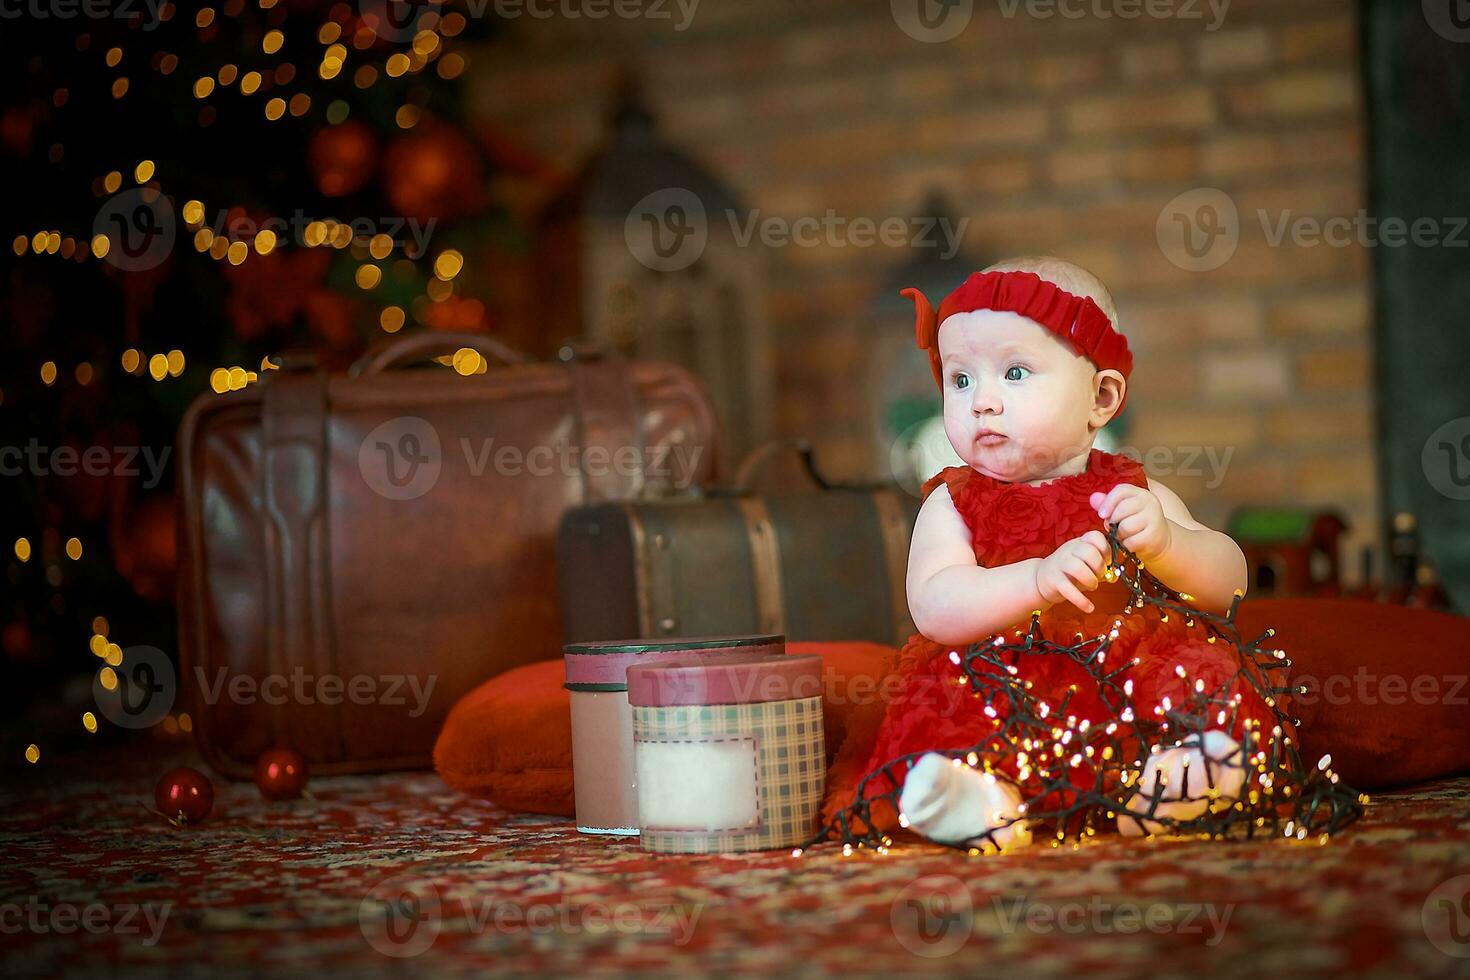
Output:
[[845, 448, 1274, 826]]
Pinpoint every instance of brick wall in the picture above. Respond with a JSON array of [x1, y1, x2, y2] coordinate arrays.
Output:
[[466, 0, 1379, 583]]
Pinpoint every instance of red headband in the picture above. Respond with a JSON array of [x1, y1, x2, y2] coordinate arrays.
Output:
[[903, 269, 1133, 415]]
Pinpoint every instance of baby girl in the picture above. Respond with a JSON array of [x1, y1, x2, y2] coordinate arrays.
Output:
[[844, 256, 1268, 850]]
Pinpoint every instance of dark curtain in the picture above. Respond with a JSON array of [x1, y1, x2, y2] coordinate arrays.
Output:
[[1363, 0, 1470, 607]]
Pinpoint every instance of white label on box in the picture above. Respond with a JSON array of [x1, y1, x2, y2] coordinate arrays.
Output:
[[634, 736, 759, 832]]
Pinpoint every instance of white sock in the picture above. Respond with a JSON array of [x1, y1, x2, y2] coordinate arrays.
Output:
[[899, 752, 1032, 850], [1117, 730, 1246, 837]]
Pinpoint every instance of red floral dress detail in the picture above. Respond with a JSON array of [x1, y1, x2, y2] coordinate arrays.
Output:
[[846, 448, 1272, 823]]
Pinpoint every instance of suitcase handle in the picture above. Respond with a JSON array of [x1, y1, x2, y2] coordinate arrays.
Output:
[[733, 439, 832, 492], [348, 330, 531, 377]]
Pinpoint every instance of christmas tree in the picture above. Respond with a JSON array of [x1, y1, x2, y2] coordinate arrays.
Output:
[[0, 1, 521, 756]]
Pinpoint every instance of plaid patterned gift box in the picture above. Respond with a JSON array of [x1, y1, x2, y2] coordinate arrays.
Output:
[[628, 653, 826, 854]]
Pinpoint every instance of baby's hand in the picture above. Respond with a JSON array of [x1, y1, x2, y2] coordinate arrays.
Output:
[[1033, 530, 1109, 614], [1090, 486, 1173, 563]]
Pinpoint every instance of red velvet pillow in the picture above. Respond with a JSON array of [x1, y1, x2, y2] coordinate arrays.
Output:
[[433, 658, 576, 816], [1236, 598, 1470, 791], [433, 641, 898, 817]]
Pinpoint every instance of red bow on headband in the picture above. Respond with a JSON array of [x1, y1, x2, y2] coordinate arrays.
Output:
[[904, 270, 1134, 415]]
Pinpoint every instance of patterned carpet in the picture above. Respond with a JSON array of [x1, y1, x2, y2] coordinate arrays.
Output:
[[4, 747, 1470, 979]]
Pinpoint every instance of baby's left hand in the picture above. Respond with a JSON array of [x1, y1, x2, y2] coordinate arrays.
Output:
[[1089, 486, 1173, 563]]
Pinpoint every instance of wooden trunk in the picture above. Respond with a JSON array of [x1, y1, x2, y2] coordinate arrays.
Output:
[[556, 477, 919, 648]]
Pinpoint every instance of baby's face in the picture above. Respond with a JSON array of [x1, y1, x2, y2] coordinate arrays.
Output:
[[937, 309, 1105, 484]]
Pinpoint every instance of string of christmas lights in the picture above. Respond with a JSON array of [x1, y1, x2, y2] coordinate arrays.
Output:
[[796, 524, 1367, 858]]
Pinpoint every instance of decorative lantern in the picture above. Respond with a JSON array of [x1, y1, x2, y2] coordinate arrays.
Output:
[[535, 76, 773, 471]]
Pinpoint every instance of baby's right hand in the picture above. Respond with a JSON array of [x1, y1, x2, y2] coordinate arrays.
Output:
[[1032, 530, 1109, 614]]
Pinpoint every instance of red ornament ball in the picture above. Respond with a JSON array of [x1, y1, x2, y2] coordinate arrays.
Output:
[[2, 618, 32, 663], [154, 767, 213, 826], [383, 121, 484, 223], [254, 748, 309, 801], [308, 119, 378, 198]]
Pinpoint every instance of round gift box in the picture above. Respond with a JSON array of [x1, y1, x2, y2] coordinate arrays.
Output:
[[562, 635, 783, 836], [626, 651, 825, 854]]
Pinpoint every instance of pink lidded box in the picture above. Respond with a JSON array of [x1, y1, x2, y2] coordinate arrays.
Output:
[[626, 651, 825, 854], [562, 634, 784, 836]]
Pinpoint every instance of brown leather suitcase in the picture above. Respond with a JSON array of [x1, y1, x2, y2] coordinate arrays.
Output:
[[177, 331, 721, 778], [555, 443, 919, 648]]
